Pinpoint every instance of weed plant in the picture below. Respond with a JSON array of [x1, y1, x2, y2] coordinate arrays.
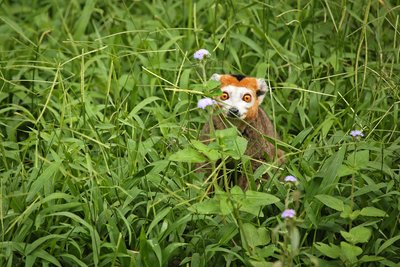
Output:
[[0, 0, 399, 266]]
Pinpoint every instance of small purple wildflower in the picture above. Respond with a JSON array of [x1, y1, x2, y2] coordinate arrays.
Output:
[[350, 130, 364, 138], [284, 175, 297, 183], [197, 98, 216, 109], [281, 209, 296, 219], [194, 49, 210, 60]]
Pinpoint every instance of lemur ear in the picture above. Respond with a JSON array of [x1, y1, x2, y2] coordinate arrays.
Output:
[[256, 78, 269, 103], [210, 73, 221, 81]]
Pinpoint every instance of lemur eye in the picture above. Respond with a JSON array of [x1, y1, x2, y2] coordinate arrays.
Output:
[[242, 94, 252, 103], [220, 92, 229, 100]]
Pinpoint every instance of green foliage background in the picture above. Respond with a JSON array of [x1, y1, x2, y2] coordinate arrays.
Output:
[[0, 0, 399, 266]]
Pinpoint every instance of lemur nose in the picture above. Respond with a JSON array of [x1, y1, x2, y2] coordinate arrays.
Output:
[[228, 107, 240, 117]]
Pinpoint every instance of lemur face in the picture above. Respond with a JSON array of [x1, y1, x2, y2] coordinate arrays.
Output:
[[211, 74, 268, 121]]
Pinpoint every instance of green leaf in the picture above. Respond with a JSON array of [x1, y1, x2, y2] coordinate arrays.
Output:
[[73, 0, 97, 39], [219, 197, 233, 216], [0, 16, 37, 47], [315, 194, 344, 211], [256, 62, 269, 78], [318, 148, 346, 193], [360, 207, 387, 217], [377, 235, 400, 255], [147, 239, 162, 267], [189, 199, 221, 214], [190, 253, 201, 267], [341, 226, 371, 244], [191, 140, 220, 162], [146, 207, 171, 236], [314, 242, 341, 259], [360, 255, 385, 262], [32, 249, 62, 267], [25, 234, 65, 255], [129, 96, 160, 117], [340, 204, 352, 219], [350, 226, 371, 244], [238, 190, 280, 216], [244, 190, 280, 206], [169, 148, 206, 163], [241, 223, 270, 249], [340, 242, 363, 263], [215, 127, 238, 139], [205, 79, 221, 90], [161, 242, 187, 266], [27, 161, 61, 202]]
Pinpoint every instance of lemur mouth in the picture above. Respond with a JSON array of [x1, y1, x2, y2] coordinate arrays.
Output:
[[226, 107, 245, 119], [227, 107, 240, 117]]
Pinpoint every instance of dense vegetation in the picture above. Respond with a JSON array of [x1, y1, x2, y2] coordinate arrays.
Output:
[[1, 0, 399, 266]]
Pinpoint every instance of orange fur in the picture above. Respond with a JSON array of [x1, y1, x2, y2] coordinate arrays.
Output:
[[219, 75, 258, 91]]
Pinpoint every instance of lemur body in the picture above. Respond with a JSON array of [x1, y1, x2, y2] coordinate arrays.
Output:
[[199, 74, 284, 189]]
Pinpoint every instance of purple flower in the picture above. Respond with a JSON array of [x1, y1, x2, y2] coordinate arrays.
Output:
[[281, 209, 296, 219], [194, 49, 210, 60], [350, 130, 364, 138], [284, 175, 297, 183], [197, 98, 216, 109]]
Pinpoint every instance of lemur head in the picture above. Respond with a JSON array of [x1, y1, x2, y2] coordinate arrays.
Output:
[[211, 74, 269, 121]]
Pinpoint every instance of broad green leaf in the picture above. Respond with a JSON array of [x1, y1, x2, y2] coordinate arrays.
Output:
[[205, 79, 220, 90], [169, 148, 206, 163], [350, 226, 371, 244], [239, 190, 280, 216], [340, 204, 352, 219], [360, 207, 387, 217], [315, 194, 344, 211], [241, 223, 270, 249], [314, 242, 340, 259], [244, 190, 280, 206], [341, 226, 371, 244], [191, 140, 220, 161], [215, 127, 238, 139], [346, 150, 370, 169], [340, 242, 363, 263], [219, 197, 233, 216], [189, 199, 220, 214]]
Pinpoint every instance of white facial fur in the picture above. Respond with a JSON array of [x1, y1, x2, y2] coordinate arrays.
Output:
[[219, 85, 255, 119]]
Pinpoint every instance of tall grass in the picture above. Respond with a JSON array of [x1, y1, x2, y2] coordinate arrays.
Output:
[[0, 0, 399, 266]]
